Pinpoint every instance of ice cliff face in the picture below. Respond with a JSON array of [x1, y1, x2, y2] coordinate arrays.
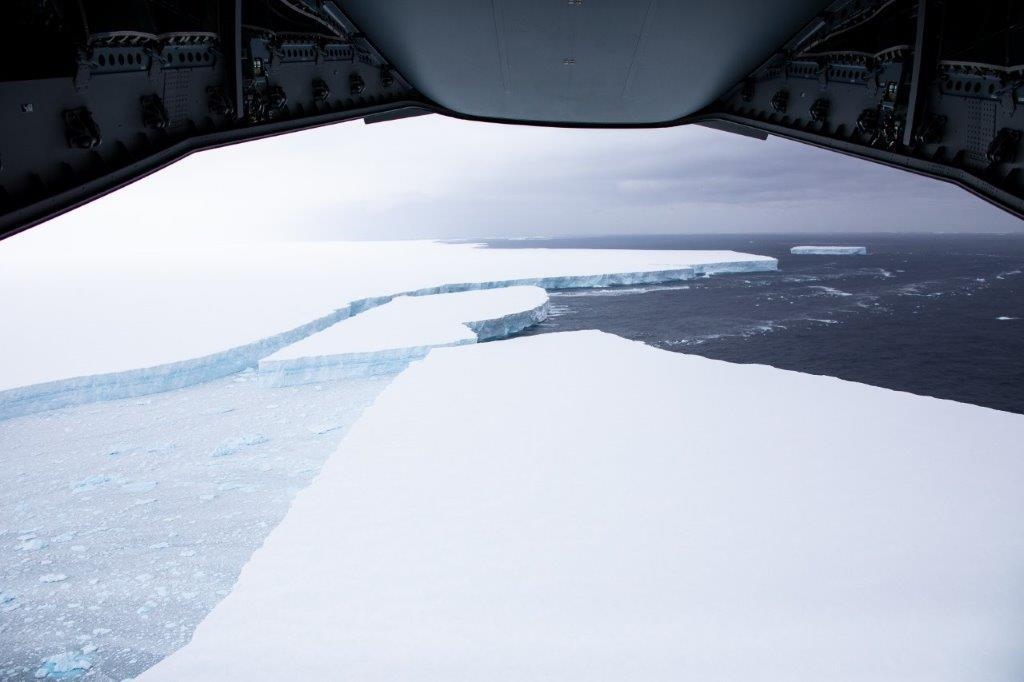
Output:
[[465, 302, 550, 342], [0, 252, 776, 420], [257, 287, 550, 388], [0, 310, 347, 421]]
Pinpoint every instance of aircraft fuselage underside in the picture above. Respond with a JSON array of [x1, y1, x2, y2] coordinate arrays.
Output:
[[0, 0, 1020, 239]]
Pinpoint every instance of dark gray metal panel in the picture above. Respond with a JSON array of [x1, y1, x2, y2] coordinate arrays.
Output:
[[0, 2, 421, 240], [339, 0, 826, 124], [696, 119, 769, 140], [701, 0, 1024, 220], [0, 98, 424, 239], [4, 0, 1022, 239]]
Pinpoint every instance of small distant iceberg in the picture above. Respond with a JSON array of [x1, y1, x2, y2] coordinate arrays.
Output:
[[791, 245, 868, 256]]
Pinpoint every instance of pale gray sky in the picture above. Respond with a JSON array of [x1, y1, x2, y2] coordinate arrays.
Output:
[[10, 114, 1022, 248]]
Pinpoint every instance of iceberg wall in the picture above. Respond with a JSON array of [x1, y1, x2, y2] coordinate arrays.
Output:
[[257, 342, 473, 388], [465, 299, 550, 342], [258, 288, 550, 388], [790, 246, 868, 256], [691, 259, 779, 275], [0, 259, 774, 420], [0, 307, 351, 422]]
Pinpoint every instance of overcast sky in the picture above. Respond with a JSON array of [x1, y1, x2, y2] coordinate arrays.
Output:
[[10, 114, 1022, 249]]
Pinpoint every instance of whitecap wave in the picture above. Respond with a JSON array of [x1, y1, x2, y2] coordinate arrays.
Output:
[[848, 267, 895, 279], [896, 282, 944, 297], [661, 320, 787, 347], [544, 303, 573, 317]]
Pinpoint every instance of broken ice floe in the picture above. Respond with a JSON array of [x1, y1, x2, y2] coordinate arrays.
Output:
[[121, 481, 158, 494], [209, 434, 269, 457], [34, 650, 93, 679], [38, 573, 68, 583], [0, 246, 776, 419], [257, 286, 551, 388]]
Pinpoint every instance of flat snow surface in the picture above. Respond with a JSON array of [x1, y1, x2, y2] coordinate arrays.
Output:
[[791, 245, 868, 255], [0, 241, 773, 392], [145, 331, 1024, 681], [266, 286, 547, 359]]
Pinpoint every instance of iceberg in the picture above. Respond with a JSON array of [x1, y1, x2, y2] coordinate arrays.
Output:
[[0, 242, 776, 420], [790, 245, 868, 255], [143, 331, 1024, 682], [258, 286, 549, 387]]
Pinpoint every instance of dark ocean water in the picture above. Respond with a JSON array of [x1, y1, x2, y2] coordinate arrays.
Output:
[[484, 234, 1024, 414]]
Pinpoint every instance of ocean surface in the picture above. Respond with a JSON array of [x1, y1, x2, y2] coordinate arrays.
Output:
[[484, 234, 1024, 414]]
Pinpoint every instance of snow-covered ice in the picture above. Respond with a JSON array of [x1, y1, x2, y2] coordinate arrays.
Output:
[[0, 367, 396, 679], [791, 245, 868, 255], [33, 651, 93, 679], [144, 331, 1024, 681], [258, 286, 549, 386], [36, 574, 67, 584], [0, 241, 775, 419]]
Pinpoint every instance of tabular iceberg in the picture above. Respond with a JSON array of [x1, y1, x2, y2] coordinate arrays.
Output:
[[142, 331, 1024, 682], [790, 245, 868, 255], [0, 242, 777, 420], [257, 286, 549, 387]]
